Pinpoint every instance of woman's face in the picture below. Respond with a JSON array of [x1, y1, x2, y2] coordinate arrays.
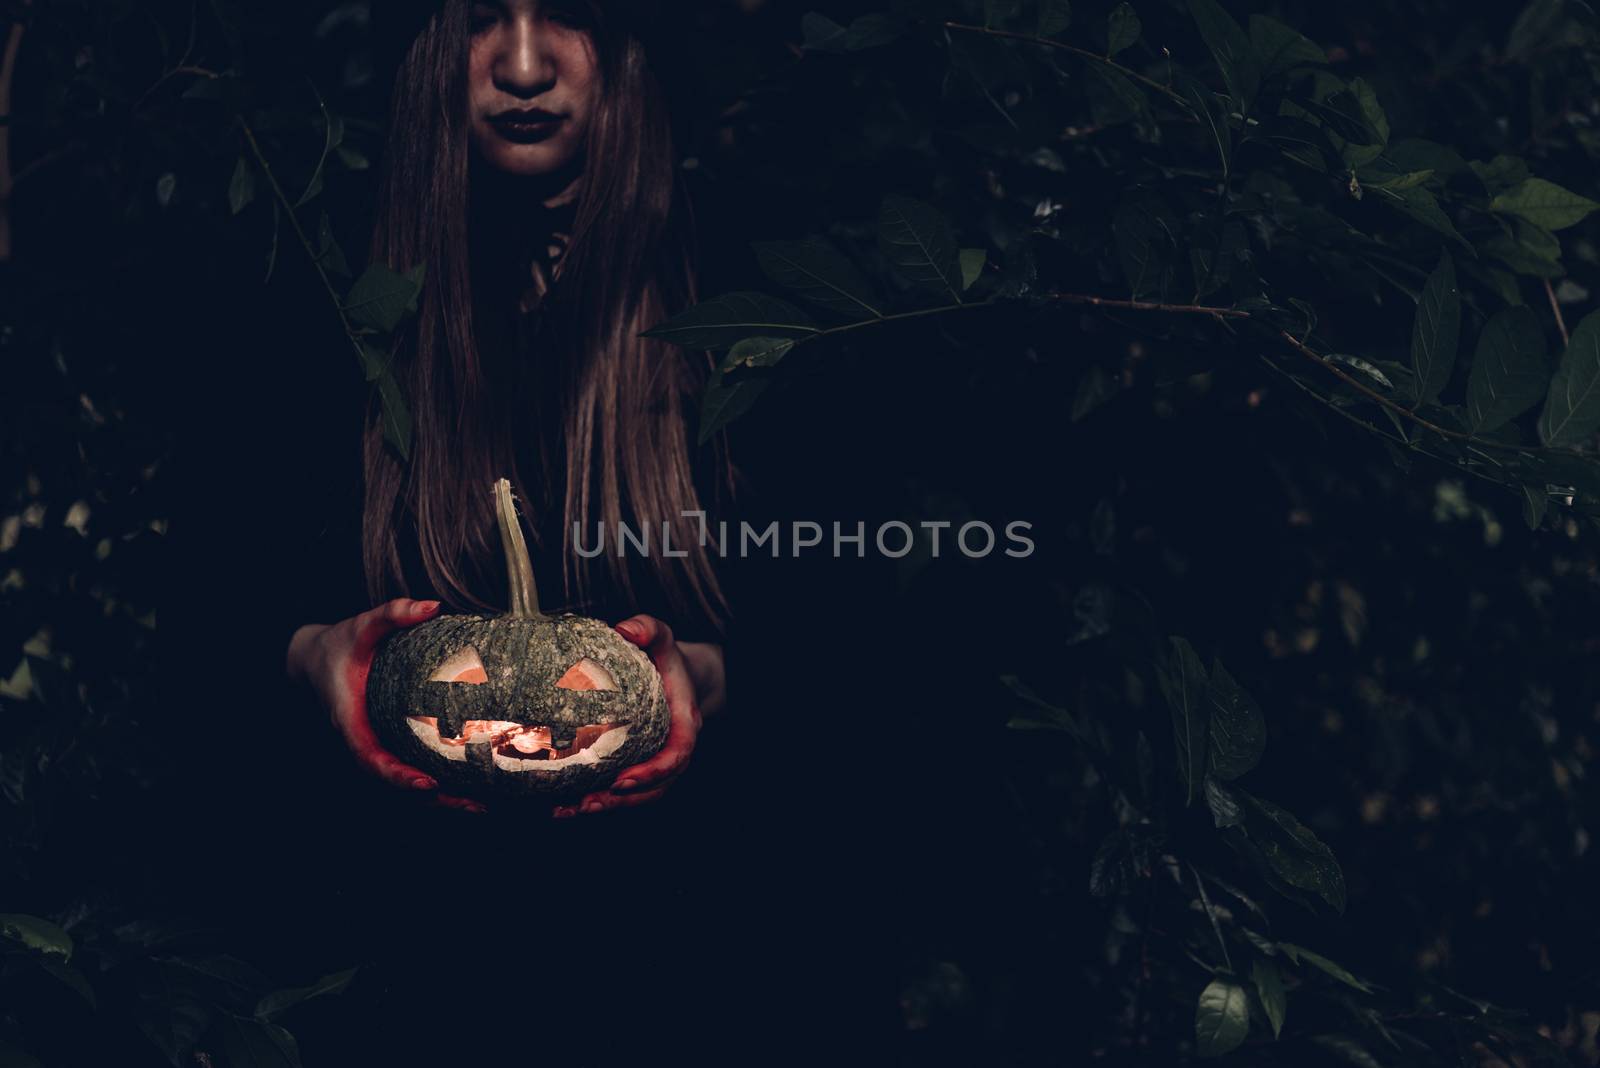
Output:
[[468, 1, 600, 180]]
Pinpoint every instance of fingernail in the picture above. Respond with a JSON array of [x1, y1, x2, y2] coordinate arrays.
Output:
[[412, 777, 436, 791], [417, 600, 440, 614], [581, 800, 602, 813], [551, 806, 573, 819], [613, 779, 637, 792], [615, 621, 640, 639]]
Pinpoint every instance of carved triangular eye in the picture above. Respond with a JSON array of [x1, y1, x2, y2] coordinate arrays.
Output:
[[556, 658, 616, 691], [430, 647, 488, 684]]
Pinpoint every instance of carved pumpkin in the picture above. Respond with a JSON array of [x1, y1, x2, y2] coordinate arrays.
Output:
[[366, 478, 669, 799]]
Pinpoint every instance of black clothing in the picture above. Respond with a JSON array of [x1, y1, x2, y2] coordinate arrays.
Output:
[[157, 241, 886, 1063]]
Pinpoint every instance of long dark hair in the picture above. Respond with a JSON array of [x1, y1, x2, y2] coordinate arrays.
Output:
[[363, 0, 728, 628]]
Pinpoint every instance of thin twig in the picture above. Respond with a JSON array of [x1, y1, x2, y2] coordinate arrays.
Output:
[[943, 20, 1195, 112], [0, 1, 32, 263], [1544, 278, 1569, 347], [1271, 329, 1599, 458], [1192, 863, 1234, 973], [1047, 292, 1249, 319], [236, 115, 367, 371]]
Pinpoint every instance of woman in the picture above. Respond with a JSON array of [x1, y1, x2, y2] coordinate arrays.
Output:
[[284, 0, 730, 819]]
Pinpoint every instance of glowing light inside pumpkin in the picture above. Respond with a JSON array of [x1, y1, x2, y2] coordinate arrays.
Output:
[[405, 716, 628, 769], [405, 648, 625, 771], [556, 658, 616, 691], [429, 647, 489, 684]]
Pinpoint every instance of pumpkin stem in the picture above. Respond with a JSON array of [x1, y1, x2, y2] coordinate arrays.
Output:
[[493, 477, 542, 619]]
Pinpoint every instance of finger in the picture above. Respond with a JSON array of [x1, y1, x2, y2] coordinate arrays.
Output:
[[358, 744, 438, 794], [341, 705, 437, 791], [570, 784, 673, 815], [352, 598, 441, 659], [610, 737, 692, 792], [614, 614, 672, 654], [434, 793, 488, 814]]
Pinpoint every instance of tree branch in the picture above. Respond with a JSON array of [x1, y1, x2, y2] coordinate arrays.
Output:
[[1543, 278, 1569, 348], [943, 20, 1195, 113], [0, 2, 32, 263]]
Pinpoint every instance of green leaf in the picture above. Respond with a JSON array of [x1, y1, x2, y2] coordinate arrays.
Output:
[[1191, 220, 1248, 299], [1255, 116, 1334, 172], [0, 914, 72, 960], [699, 373, 771, 443], [1195, 979, 1251, 1057], [358, 341, 389, 383], [1251, 957, 1287, 1038], [1467, 306, 1548, 432], [0, 1041, 44, 1068], [1538, 309, 1600, 446], [1409, 252, 1460, 405], [1106, 3, 1140, 54], [1472, 154, 1532, 195], [1522, 483, 1549, 529], [1361, 169, 1433, 192], [315, 213, 350, 280], [219, 1015, 302, 1068], [1072, 366, 1119, 421], [878, 196, 965, 302], [1205, 660, 1266, 780], [1179, 75, 1232, 178], [1204, 775, 1244, 828], [228, 157, 256, 215], [1377, 138, 1468, 180], [1482, 216, 1563, 277], [264, 199, 281, 283], [1491, 177, 1600, 232], [1328, 353, 1398, 390], [1113, 197, 1179, 301], [156, 955, 273, 1013], [1248, 14, 1325, 76], [1186, 0, 1260, 111], [255, 967, 358, 1022], [38, 958, 96, 1007], [844, 12, 906, 51], [1374, 185, 1470, 249], [132, 982, 212, 1068], [718, 335, 795, 372], [0, 658, 34, 700], [1338, 78, 1389, 168], [1157, 636, 1209, 806], [800, 12, 848, 53], [959, 248, 986, 291], [343, 263, 425, 333], [1084, 63, 1149, 127], [1508, 0, 1592, 60], [335, 144, 370, 171], [1295, 87, 1381, 146], [1280, 943, 1373, 993], [1001, 675, 1086, 739], [753, 238, 882, 320], [1237, 789, 1347, 913], [643, 292, 818, 349], [376, 369, 412, 461], [985, 0, 1022, 28], [1037, 0, 1071, 36]]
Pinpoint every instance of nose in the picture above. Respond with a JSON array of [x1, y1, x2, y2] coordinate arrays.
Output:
[[493, 15, 557, 98]]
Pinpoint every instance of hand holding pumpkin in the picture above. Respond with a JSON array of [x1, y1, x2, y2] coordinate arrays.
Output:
[[286, 598, 487, 814], [551, 614, 713, 818]]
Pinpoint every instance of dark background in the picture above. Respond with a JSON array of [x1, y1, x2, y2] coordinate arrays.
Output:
[[3, 0, 1600, 1065]]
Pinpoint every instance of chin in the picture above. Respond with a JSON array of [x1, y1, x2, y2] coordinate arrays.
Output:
[[473, 136, 581, 180]]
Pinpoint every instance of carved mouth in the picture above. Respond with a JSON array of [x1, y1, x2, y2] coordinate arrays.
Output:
[[405, 717, 629, 772]]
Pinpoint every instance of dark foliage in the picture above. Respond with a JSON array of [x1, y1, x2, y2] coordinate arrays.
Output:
[[2, 0, 1599, 1064]]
